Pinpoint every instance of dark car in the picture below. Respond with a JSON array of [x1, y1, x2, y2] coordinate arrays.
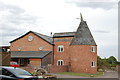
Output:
[[0, 75, 16, 80], [0, 66, 39, 80]]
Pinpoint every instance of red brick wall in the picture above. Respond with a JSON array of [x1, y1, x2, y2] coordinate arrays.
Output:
[[70, 45, 97, 74], [48, 65, 68, 73], [10, 32, 53, 51], [53, 37, 73, 66]]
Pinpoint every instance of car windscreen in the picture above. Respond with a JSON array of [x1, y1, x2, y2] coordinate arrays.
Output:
[[10, 62, 18, 64], [8, 68, 32, 76]]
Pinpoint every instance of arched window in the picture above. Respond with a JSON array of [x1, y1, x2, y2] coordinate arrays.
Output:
[[58, 45, 64, 52], [91, 61, 96, 67], [57, 60, 64, 66]]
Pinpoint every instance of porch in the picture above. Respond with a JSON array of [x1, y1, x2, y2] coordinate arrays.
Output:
[[11, 51, 52, 67]]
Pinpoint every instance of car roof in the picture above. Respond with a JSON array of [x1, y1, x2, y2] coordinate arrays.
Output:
[[0, 66, 19, 69]]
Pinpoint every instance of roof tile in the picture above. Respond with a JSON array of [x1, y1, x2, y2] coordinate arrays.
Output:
[[70, 21, 96, 45]]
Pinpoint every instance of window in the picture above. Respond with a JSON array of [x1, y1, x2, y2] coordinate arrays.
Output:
[[2, 48, 6, 52], [57, 60, 64, 66], [58, 45, 64, 52], [91, 61, 96, 67], [27, 59, 30, 64], [2, 68, 15, 77], [7, 49, 10, 52], [18, 47, 22, 51], [18, 59, 24, 65], [91, 46, 95, 52], [28, 36, 33, 41]]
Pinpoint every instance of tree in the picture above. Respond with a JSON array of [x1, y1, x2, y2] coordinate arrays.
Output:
[[116, 61, 120, 65], [97, 56, 103, 69], [107, 56, 117, 67], [97, 56, 118, 70]]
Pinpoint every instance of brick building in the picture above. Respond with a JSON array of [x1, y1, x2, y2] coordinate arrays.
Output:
[[10, 14, 97, 73], [10, 31, 53, 67]]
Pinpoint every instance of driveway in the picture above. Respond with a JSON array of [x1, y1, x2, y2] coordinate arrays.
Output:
[[97, 71, 118, 78], [51, 73, 86, 78], [50, 71, 118, 78]]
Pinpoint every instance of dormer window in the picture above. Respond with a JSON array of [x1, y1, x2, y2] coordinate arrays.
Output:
[[58, 45, 64, 52]]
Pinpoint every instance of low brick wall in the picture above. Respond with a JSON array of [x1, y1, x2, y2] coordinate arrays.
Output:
[[48, 65, 68, 73]]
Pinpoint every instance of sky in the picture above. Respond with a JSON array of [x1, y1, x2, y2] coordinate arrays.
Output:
[[0, 0, 118, 60]]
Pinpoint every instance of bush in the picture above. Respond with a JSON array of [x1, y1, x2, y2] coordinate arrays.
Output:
[[32, 68, 47, 76]]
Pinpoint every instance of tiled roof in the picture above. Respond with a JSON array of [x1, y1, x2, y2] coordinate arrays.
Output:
[[53, 32, 75, 38], [70, 21, 96, 45], [10, 31, 53, 45], [32, 31, 53, 45], [11, 51, 52, 58]]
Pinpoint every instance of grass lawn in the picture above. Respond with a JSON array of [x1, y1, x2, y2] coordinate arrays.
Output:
[[57, 72, 104, 77]]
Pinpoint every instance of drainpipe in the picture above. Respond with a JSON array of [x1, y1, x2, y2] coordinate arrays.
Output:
[[52, 34, 54, 65], [50, 32, 54, 65]]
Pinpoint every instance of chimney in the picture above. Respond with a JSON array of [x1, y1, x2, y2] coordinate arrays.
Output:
[[50, 32, 52, 37]]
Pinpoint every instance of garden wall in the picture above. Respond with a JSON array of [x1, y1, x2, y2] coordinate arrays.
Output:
[[48, 65, 68, 73]]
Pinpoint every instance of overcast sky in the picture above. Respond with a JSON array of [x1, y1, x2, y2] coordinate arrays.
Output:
[[0, 0, 118, 60]]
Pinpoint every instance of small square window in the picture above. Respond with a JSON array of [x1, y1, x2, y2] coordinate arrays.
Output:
[[58, 45, 64, 52], [91, 46, 95, 52]]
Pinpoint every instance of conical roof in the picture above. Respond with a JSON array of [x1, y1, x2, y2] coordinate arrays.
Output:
[[70, 20, 96, 45]]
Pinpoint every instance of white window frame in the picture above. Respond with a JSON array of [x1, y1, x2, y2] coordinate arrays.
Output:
[[18, 59, 24, 65], [7, 49, 10, 52], [58, 45, 64, 52], [57, 60, 64, 66], [91, 46, 95, 52], [91, 61, 96, 67], [2, 48, 6, 52]]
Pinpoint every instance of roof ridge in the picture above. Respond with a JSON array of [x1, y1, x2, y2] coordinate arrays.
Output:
[[32, 31, 50, 37], [54, 32, 76, 34], [31, 31, 53, 45], [10, 31, 53, 45]]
